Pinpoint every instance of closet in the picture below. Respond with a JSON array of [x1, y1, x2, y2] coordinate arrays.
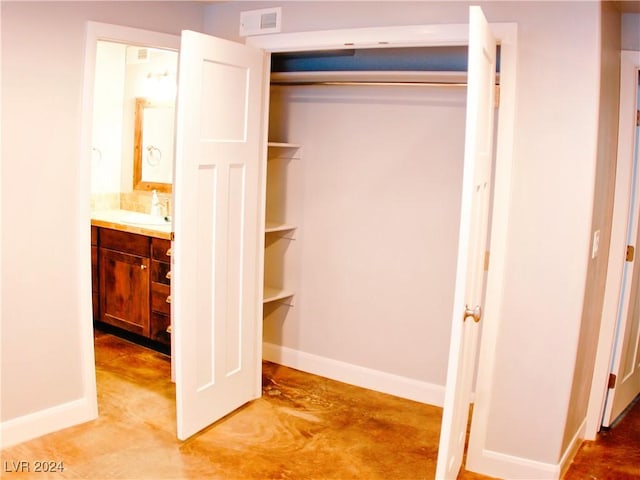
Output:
[[171, 18, 505, 452], [262, 49, 473, 388]]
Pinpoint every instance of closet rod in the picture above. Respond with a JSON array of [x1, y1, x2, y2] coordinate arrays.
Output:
[[270, 71, 499, 87], [271, 80, 469, 87]]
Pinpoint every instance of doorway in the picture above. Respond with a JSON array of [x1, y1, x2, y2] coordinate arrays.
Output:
[[80, 22, 182, 425], [90, 38, 177, 357], [588, 50, 640, 436]]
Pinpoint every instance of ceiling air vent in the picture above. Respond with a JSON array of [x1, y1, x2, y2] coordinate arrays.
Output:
[[126, 46, 150, 64], [240, 7, 282, 37]]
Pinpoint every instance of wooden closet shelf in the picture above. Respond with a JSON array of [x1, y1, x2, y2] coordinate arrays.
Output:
[[265, 222, 297, 234], [268, 142, 301, 149], [263, 287, 294, 304]]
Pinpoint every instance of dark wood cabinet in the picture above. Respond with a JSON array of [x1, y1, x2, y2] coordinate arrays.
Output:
[[100, 248, 150, 336], [93, 227, 171, 349]]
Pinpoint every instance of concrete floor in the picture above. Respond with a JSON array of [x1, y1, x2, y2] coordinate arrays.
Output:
[[1, 330, 637, 479]]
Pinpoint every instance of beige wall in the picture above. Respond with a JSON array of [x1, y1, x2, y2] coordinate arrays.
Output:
[[622, 13, 640, 50], [0, 1, 205, 423], [204, 0, 604, 467], [265, 84, 466, 388], [564, 0, 621, 455]]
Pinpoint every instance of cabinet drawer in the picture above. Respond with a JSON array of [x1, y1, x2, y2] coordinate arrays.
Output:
[[100, 228, 150, 257], [151, 238, 172, 261], [151, 260, 171, 285], [92, 293, 100, 321], [151, 282, 171, 316], [150, 312, 171, 347]]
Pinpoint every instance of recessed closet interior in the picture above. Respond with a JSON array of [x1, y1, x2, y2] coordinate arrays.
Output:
[[262, 47, 494, 393]]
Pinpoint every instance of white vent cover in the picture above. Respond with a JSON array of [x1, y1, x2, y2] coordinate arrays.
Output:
[[240, 7, 282, 37], [126, 46, 150, 64]]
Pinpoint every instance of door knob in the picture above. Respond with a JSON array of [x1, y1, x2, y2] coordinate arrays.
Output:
[[464, 304, 482, 323]]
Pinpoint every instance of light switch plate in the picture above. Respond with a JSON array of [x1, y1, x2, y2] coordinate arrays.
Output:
[[592, 230, 600, 259]]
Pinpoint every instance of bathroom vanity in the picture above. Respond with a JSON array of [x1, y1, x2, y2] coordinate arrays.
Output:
[[91, 210, 172, 350]]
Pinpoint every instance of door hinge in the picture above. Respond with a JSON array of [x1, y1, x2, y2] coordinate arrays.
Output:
[[626, 245, 635, 262], [463, 304, 482, 323], [484, 250, 490, 272], [608, 373, 617, 389], [495, 85, 500, 109]]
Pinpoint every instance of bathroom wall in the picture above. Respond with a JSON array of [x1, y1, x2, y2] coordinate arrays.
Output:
[[91, 42, 177, 214], [91, 41, 126, 198]]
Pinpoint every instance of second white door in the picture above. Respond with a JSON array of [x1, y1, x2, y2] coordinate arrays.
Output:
[[603, 51, 640, 427], [435, 6, 497, 479]]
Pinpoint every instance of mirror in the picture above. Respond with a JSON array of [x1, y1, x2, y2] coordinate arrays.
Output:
[[133, 98, 174, 192]]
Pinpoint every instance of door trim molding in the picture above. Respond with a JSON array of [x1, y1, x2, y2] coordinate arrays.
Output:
[[248, 21, 518, 479], [586, 50, 640, 438], [74, 22, 181, 447]]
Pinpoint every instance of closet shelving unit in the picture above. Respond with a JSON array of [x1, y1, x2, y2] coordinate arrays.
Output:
[[263, 141, 301, 305]]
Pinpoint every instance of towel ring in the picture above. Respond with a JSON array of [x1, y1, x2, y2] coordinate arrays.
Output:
[[145, 145, 162, 167]]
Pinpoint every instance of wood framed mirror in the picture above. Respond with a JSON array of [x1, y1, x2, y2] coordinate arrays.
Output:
[[133, 97, 174, 193]]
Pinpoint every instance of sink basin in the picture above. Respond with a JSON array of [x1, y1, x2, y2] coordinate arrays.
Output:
[[120, 212, 170, 226]]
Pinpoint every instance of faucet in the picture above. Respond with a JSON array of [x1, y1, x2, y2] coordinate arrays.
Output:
[[164, 199, 172, 221]]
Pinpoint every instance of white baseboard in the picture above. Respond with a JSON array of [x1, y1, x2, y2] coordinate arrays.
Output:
[[0, 397, 97, 449], [470, 448, 560, 479], [467, 418, 586, 480], [558, 418, 586, 478], [262, 342, 445, 406]]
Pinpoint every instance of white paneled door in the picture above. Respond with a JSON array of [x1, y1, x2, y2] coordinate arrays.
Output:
[[172, 30, 268, 440], [603, 52, 640, 428], [435, 7, 497, 479]]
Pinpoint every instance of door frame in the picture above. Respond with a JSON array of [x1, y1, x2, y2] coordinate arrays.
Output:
[[586, 50, 640, 438], [79, 22, 181, 421], [247, 21, 518, 476]]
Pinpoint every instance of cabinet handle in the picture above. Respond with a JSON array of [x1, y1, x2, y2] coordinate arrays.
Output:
[[166, 271, 172, 280], [140, 264, 147, 270], [166, 248, 172, 257], [166, 325, 172, 334], [166, 295, 172, 304]]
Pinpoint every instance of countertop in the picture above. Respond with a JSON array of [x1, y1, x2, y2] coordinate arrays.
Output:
[[91, 209, 173, 240]]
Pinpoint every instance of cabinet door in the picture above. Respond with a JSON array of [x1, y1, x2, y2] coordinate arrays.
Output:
[[99, 248, 150, 337], [173, 30, 268, 440]]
